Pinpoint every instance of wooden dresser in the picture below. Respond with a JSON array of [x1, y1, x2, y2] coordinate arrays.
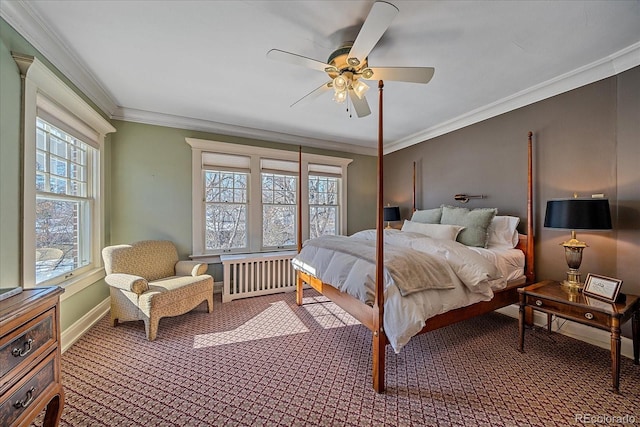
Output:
[[0, 287, 65, 427]]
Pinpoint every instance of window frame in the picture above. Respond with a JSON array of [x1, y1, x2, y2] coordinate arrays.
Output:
[[35, 117, 96, 284], [203, 168, 249, 252], [308, 174, 341, 239], [15, 54, 115, 299], [261, 170, 298, 250], [186, 138, 352, 261]]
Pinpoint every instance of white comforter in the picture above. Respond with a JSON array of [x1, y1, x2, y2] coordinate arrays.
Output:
[[292, 229, 505, 353]]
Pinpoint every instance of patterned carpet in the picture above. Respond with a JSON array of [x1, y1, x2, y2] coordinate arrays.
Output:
[[34, 290, 639, 427]]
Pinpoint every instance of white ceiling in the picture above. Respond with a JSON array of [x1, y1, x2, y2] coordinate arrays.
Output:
[[2, 1, 639, 155]]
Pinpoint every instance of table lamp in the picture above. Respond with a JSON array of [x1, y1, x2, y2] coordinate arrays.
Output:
[[383, 206, 400, 229], [544, 197, 612, 291]]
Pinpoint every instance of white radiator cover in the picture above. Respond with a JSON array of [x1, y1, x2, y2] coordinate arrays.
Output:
[[220, 251, 296, 302]]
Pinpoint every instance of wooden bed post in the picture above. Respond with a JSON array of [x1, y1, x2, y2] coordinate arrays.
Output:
[[373, 80, 386, 393], [413, 161, 416, 213], [296, 145, 304, 306], [525, 132, 535, 283]]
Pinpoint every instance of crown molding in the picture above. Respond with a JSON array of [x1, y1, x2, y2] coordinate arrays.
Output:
[[113, 107, 377, 157], [0, 0, 118, 116], [385, 41, 640, 154]]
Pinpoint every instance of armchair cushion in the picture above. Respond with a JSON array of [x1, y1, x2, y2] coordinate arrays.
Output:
[[104, 273, 149, 294], [175, 260, 208, 277]]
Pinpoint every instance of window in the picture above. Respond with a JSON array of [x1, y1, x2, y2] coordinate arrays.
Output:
[[204, 170, 248, 251], [262, 172, 297, 248], [16, 54, 115, 296], [35, 118, 94, 284], [309, 175, 339, 238], [186, 139, 352, 259]]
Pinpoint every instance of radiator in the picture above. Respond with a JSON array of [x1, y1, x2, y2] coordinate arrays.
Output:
[[220, 251, 297, 302]]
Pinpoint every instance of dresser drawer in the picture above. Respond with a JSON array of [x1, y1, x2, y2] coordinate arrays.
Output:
[[0, 351, 56, 427], [0, 308, 56, 381], [526, 295, 610, 327]]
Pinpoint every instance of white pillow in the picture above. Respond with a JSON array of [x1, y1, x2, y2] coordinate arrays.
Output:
[[401, 220, 465, 241], [487, 216, 520, 248]]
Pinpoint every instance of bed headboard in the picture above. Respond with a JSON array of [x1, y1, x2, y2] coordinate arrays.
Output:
[[411, 132, 535, 283]]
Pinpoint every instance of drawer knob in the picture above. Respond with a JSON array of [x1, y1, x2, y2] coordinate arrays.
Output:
[[585, 312, 594, 320], [14, 386, 36, 409], [535, 300, 543, 307], [12, 338, 34, 357]]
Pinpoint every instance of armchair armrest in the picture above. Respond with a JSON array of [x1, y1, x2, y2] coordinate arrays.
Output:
[[105, 273, 149, 295], [175, 260, 209, 276]]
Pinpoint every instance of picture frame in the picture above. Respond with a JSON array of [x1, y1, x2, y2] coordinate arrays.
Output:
[[583, 273, 622, 302]]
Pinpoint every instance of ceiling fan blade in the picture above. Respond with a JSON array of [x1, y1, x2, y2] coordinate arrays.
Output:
[[267, 49, 335, 73], [349, 91, 371, 118], [291, 82, 332, 108], [363, 67, 435, 84], [348, 1, 399, 66]]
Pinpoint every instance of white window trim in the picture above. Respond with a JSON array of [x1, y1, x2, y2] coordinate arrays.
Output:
[[186, 138, 352, 262], [14, 54, 115, 300]]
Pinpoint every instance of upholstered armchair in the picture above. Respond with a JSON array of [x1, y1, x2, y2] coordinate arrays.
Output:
[[102, 240, 214, 341]]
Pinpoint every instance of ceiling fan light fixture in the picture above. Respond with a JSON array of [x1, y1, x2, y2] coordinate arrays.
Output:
[[352, 79, 369, 99], [333, 75, 349, 92], [332, 90, 347, 104], [361, 68, 374, 79]]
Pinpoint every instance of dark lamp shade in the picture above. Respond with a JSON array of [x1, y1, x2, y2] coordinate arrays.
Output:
[[544, 199, 612, 230], [383, 206, 401, 222]]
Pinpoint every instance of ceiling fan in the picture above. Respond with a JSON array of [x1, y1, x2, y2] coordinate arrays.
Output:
[[267, 1, 435, 118]]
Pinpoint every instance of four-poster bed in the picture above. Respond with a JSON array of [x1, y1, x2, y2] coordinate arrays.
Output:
[[294, 81, 535, 393]]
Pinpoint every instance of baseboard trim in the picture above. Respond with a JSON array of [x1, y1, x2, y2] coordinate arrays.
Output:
[[61, 297, 110, 353], [497, 304, 635, 360]]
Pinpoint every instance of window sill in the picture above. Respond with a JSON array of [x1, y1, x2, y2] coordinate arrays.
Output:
[[37, 267, 106, 302], [190, 254, 222, 264], [190, 249, 298, 264]]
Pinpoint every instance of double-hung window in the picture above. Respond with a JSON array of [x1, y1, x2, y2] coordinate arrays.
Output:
[[261, 159, 298, 249], [308, 167, 340, 239], [16, 54, 115, 295], [35, 118, 94, 284], [202, 153, 250, 252], [187, 139, 352, 260]]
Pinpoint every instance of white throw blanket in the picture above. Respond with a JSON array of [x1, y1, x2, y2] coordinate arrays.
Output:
[[303, 235, 456, 296], [350, 229, 502, 295]]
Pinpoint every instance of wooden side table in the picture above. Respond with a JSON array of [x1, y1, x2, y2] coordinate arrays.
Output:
[[518, 280, 639, 393], [0, 287, 65, 426]]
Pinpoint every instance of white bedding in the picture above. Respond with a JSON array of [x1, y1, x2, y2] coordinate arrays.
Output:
[[470, 246, 526, 287], [292, 229, 525, 353]]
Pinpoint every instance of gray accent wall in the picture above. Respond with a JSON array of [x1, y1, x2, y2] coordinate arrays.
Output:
[[384, 67, 640, 336]]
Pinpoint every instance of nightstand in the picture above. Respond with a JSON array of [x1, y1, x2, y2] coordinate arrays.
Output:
[[518, 280, 639, 393]]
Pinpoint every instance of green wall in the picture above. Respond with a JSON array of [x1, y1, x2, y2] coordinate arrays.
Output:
[[0, 30, 21, 287], [109, 120, 377, 280]]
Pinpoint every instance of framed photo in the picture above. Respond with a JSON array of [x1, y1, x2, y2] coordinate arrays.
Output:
[[583, 274, 622, 302]]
